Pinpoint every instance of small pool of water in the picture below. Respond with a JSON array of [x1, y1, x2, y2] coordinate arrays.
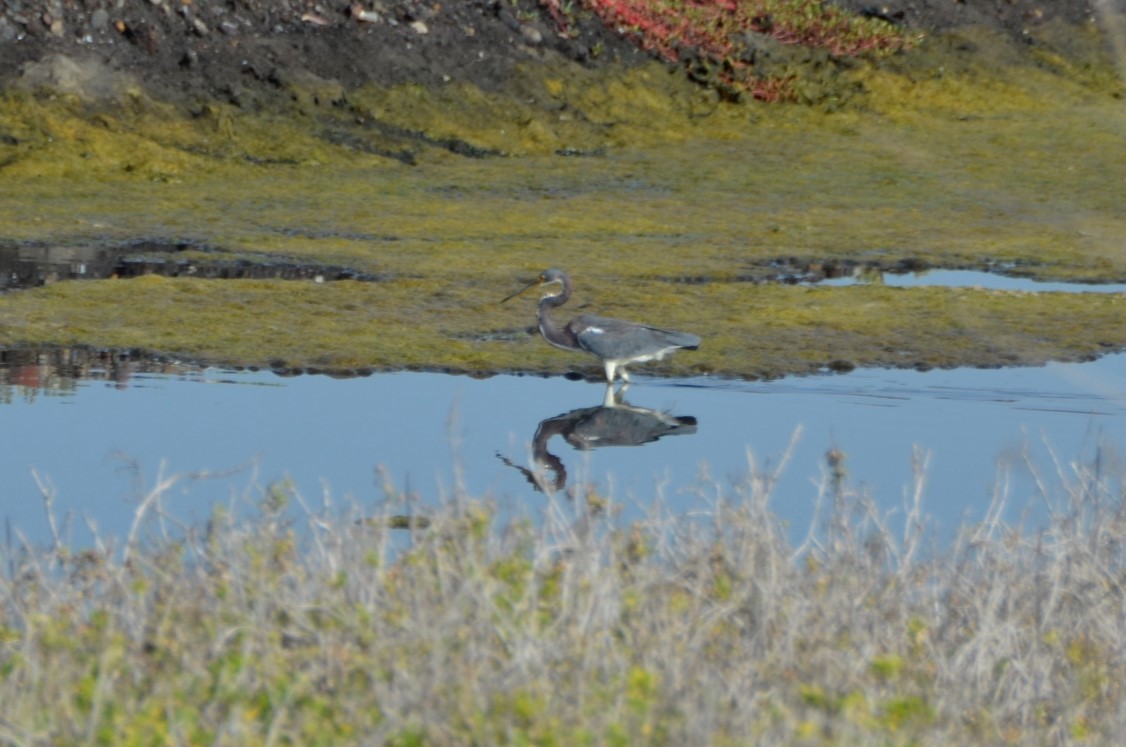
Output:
[[2, 353, 1123, 549], [814, 269, 1126, 293]]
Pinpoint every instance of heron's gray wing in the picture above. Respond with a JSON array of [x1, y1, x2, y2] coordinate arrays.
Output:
[[570, 314, 699, 360]]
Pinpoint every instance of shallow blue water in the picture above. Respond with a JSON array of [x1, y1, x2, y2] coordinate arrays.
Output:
[[2, 353, 1123, 548], [816, 269, 1126, 293]]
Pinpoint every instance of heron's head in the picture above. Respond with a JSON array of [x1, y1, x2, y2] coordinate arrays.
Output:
[[536, 269, 569, 296], [501, 269, 569, 304]]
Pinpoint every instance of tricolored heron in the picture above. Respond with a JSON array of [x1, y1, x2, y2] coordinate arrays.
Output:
[[502, 269, 701, 383]]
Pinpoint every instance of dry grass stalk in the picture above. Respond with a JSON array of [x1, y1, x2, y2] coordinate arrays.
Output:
[[1, 437, 1124, 745]]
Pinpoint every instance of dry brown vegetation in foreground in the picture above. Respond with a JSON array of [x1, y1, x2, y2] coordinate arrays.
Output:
[[1, 440, 1124, 745]]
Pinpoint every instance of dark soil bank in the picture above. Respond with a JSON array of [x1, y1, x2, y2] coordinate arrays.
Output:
[[0, 0, 1106, 106]]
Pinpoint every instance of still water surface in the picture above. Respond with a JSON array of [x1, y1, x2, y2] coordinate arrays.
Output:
[[2, 354, 1124, 548]]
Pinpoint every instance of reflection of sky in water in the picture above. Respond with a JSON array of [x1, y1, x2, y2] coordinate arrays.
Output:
[[817, 270, 1126, 293], [1, 354, 1124, 547]]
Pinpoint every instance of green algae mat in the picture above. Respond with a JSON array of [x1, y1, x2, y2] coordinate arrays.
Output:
[[1, 29, 1124, 380]]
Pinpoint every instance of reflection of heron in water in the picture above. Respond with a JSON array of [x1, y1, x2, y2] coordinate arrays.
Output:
[[498, 386, 697, 493]]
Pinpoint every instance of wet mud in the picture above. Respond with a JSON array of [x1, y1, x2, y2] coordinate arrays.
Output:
[[4, 240, 1120, 295], [0, 241, 381, 292]]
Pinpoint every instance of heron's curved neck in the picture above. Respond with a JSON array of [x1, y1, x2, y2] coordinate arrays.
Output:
[[537, 278, 580, 350]]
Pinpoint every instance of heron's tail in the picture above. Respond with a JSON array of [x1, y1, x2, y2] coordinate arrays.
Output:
[[666, 331, 701, 350]]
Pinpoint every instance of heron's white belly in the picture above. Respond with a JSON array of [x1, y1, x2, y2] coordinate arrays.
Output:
[[612, 347, 674, 366]]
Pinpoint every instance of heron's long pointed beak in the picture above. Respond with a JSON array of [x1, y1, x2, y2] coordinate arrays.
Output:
[[500, 279, 540, 304]]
